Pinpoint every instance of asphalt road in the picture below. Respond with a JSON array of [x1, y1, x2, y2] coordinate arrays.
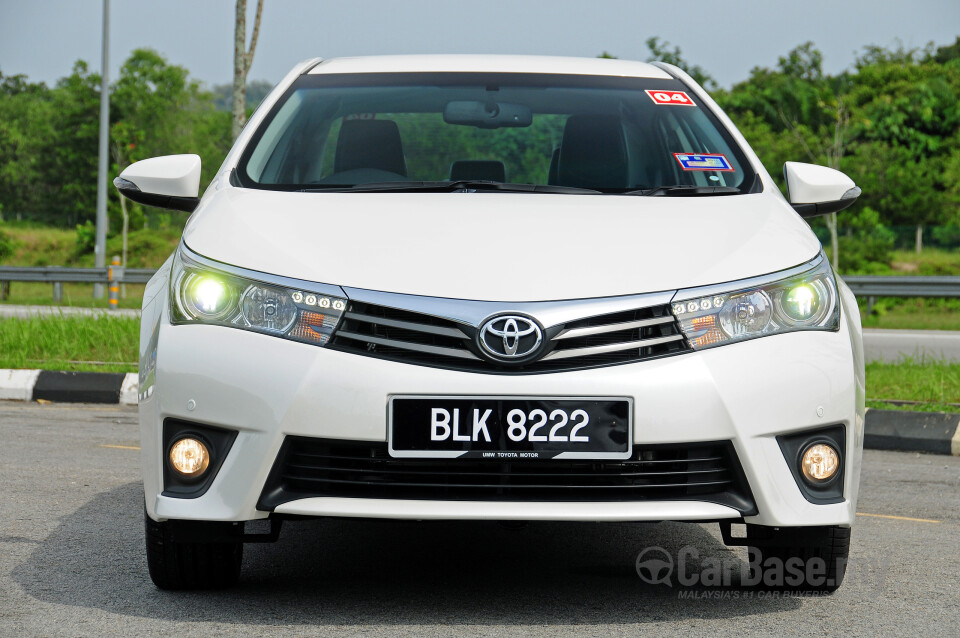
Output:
[[863, 328, 960, 363], [1, 402, 959, 637]]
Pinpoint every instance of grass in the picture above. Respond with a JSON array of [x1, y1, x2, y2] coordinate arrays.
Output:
[[865, 358, 960, 413], [0, 221, 181, 268], [859, 298, 960, 331], [0, 314, 139, 373], [0, 282, 146, 309], [888, 248, 960, 276]]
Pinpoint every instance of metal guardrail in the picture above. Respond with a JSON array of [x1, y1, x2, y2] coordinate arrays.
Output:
[[841, 275, 960, 314], [1, 267, 959, 310], [842, 275, 960, 298], [0, 266, 156, 284], [0, 263, 157, 307]]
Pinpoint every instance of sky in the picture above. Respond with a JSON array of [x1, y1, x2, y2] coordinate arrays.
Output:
[[1, 0, 958, 90]]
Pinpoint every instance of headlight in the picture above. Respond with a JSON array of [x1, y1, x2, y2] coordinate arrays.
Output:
[[171, 247, 347, 346], [671, 253, 839, 350]]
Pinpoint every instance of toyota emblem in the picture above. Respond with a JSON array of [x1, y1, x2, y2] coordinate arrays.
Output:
[[479, 315, 543, 360]]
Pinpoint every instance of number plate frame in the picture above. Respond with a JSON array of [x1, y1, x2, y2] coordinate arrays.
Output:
[[388, 395, 633, 461]]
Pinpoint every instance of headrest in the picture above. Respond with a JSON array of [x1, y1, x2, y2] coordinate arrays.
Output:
[[334, 120, 407, 176], [449, 160, 506, 183], [557, 115, 628, 190]]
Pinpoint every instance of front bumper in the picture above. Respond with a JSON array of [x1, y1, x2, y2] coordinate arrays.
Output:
[[140, 286, 864, 527]]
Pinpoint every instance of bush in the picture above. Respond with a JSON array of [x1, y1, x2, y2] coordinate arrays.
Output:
[[931, 225, 960, 248], [74, 220, 96, 256], [835, 206, 896, 274], [104, 228, 180, 267], [0, 228, 15, 260]]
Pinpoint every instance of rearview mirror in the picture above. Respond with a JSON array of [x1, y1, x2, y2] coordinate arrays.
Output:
[[114, 154, 202, 212], [443, 101, 532, 128], [783, 161, 860, 218]]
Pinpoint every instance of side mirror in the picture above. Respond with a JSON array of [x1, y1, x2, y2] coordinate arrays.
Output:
[[113, 154, 202, 212], [783, 161, 861, 218]]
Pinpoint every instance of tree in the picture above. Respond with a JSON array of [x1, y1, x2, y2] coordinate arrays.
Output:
[[719, 43, 851, 269], [232, 0, 264, 141], [50, 62, 102, 227], [846, 43, 960, 251], [644, 37, 717, 91]]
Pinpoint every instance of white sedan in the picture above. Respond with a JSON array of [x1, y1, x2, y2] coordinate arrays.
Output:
[[116, 54, 864, 592]]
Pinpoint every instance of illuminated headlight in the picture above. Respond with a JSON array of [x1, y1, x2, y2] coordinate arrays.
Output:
[[171, 248, 347, 345], [671, 253, 839, 350]]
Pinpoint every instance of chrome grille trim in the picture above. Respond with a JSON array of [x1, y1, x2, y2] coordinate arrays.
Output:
[[541, 334, 686, 361], [342, 286, 676, 327], [554, 316, 676, 340], [343, 311, 467, 338], [336, 331, 481, 360], [329, 290, 690, 373]]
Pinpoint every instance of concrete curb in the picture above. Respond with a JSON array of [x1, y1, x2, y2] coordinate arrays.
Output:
[[0, 369, 137, 405], [1, 369, 959, 455], [864, 408, 960, 456]]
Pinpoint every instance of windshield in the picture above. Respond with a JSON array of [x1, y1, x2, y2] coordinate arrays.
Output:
[[237, 72, 756, 194]]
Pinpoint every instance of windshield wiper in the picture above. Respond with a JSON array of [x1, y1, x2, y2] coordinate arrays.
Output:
[[300, 180, 601, 195], [625, 185, 742, 196]]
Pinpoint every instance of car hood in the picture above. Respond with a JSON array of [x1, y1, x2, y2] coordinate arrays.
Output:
[[182, 188, 821, 302]]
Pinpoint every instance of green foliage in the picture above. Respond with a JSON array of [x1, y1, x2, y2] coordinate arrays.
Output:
[[719, 38, 960, 272], [74, 220, 96, 256], [0, 50, 231, 234], [835, 206, 896, 273], [0, 227, 15, 259], [644, 37, 717, 90]]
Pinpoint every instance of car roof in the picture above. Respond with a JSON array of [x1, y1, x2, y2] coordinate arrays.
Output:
[[306, 54, 674, 79]]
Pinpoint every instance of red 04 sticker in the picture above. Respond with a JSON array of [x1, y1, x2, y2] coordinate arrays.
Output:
[[645, 90, 696, 106]]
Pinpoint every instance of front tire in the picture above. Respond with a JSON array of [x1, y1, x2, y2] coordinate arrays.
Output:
[[144, 511, 243, 590], [748, 525, 851, 593]]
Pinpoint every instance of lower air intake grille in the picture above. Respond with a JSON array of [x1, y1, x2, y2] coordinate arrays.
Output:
[[258, 437, 756, 514]]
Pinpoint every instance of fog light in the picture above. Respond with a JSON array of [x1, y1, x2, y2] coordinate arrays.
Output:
[[169, 437, 210, 478], [801, 443, 840, 483]]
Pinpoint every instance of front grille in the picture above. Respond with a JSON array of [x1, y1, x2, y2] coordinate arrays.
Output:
[[329, 301, 690, 374], [258, 437, 756, 514]]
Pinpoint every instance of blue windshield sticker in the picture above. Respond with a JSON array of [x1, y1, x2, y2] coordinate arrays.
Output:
[[673, 153, 734, 172]]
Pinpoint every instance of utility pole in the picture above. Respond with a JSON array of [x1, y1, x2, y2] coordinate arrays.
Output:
[[94, 0, 110, 298]]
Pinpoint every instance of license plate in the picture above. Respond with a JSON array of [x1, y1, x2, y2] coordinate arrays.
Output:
[[388, 396, 632, 460]]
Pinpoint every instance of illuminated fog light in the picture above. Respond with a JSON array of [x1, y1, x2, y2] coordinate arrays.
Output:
[[169, 437, 210, 478], [801, 443, 840, 483]]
